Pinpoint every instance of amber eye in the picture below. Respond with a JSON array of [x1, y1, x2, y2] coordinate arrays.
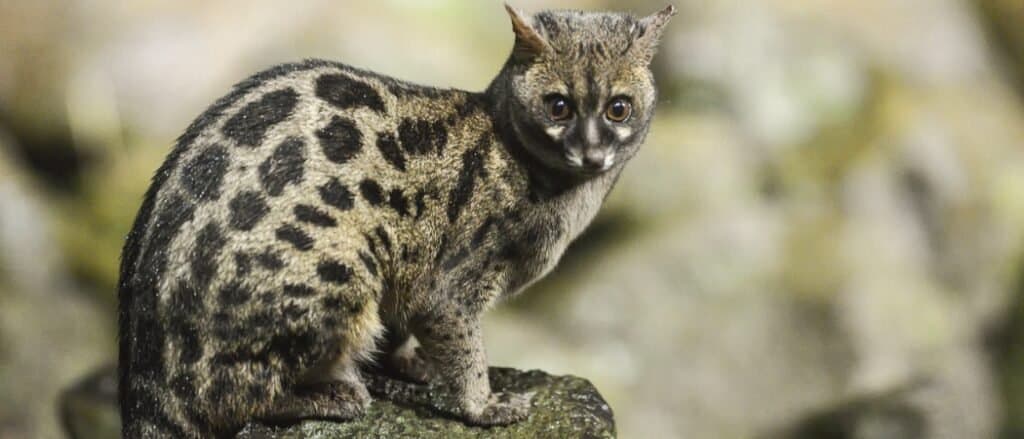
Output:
[[605, 98, 632, 122], [546, 95, 572, 121]]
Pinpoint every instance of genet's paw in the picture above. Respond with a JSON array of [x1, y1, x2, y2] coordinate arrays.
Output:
[[466, 391, 533, 426]]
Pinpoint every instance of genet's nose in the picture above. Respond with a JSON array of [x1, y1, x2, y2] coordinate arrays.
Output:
[[582, 150, 605, 171]]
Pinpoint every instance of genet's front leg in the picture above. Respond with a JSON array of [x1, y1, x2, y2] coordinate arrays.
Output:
[[412, 307, 531, 426]]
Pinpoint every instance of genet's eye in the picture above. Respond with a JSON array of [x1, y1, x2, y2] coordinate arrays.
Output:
[[546, 95, 572, 121], [605, 98, 632, 122]]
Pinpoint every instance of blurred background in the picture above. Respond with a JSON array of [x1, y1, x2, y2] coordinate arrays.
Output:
[[2, 0, 1024, 438]]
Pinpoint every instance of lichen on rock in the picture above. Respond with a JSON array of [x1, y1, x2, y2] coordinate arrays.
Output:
[[61, 367, 615, 439]]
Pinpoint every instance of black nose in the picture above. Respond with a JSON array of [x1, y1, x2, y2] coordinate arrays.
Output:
[[582, 154, 604, 171]]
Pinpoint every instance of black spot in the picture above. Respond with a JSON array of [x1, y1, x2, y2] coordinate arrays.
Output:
[[234, 252, 252, 277], [430, 121, 449, 154], [321, 296, 345, 312], [276, 224, 314, 251], [374, 226, 392, 252], [259, 137, 305, 196], [414, 190, 428, 220], [175, 323, 203, 365], [318, 260, 353, 285], [375, 132, 406, 171], [317, 116, 363, 164], [294, 204, 337, 227], [170, 372, 197, 400], [191, 222, 227, 290], [319, 178, 354, 211], [387, 82, 444, 99], [218, 282, 252, 306], [322, 296, 363, 314], [256, 250, 285, 271], [284, 284, 317, 298], [388, 189, 409, 216], [472, 216, 496, 247], [363, 234, 380, 260], [315, 73, 387, 113], [359, 179, 384, 206], [456, 94, 486, 119], [401, 246, 419, 263], [268, 331, 320, 369], [398, 119, 448, 156], [229, 191, 269, 231], [206, 375, 234, 407], [181, 144, 230, 201], [498, 240, 525, 261], [283, 303, 308, 321], [169, 282, 203, 316], [222, 88, 299, 147], [359, 251, 378, 276], [246, 382, 268, 402], [435, 233, 450, 264], [442, 247, 470, 271], [246, 310, 275, 330], [447, 138, 489, 222], [258, 292, 275, 305]]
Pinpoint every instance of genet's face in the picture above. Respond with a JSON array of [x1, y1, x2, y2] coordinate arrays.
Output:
[[505, 10, 663, 176]]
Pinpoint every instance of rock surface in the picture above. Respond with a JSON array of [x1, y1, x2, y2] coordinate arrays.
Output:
[[61, 367, 615, 439]]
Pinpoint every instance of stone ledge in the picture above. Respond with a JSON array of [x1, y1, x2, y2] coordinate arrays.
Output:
[[62, 367, 616, 438]]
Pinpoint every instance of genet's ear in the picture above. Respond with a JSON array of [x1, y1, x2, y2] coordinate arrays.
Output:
[[633, 4, 677, 64], [505, 4, 550, 62]]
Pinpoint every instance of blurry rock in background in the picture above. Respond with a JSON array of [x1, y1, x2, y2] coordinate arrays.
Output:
[[0, 132, 113, 438], [2, 0, 1024, 438]]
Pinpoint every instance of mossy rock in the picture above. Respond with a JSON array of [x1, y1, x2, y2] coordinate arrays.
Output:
[[63, 367, 615, 439]]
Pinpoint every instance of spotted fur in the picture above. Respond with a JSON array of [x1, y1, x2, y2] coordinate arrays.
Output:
[[118, 5, 674, 438]]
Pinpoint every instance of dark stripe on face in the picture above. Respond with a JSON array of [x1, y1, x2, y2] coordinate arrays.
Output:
[[585, 67, 600, 113]]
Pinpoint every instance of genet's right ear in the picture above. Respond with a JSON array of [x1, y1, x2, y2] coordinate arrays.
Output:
[[633, 4, 677, 65], [505, 4, 551, 62]]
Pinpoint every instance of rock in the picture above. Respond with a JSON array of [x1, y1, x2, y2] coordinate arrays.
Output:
[[59, 365, 120, 439], [0, 132, 114, 439], [60, 367, 615, 439]]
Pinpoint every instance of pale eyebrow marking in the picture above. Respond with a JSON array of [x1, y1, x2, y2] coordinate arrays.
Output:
[[546, 125, 566, 139]]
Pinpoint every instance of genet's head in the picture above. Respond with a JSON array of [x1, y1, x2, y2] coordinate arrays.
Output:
[[496, 4, 675, 176]]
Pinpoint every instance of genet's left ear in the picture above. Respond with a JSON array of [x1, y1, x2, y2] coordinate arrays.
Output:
[[505, 4, 551, 62], [633, 4, 677, 65]]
